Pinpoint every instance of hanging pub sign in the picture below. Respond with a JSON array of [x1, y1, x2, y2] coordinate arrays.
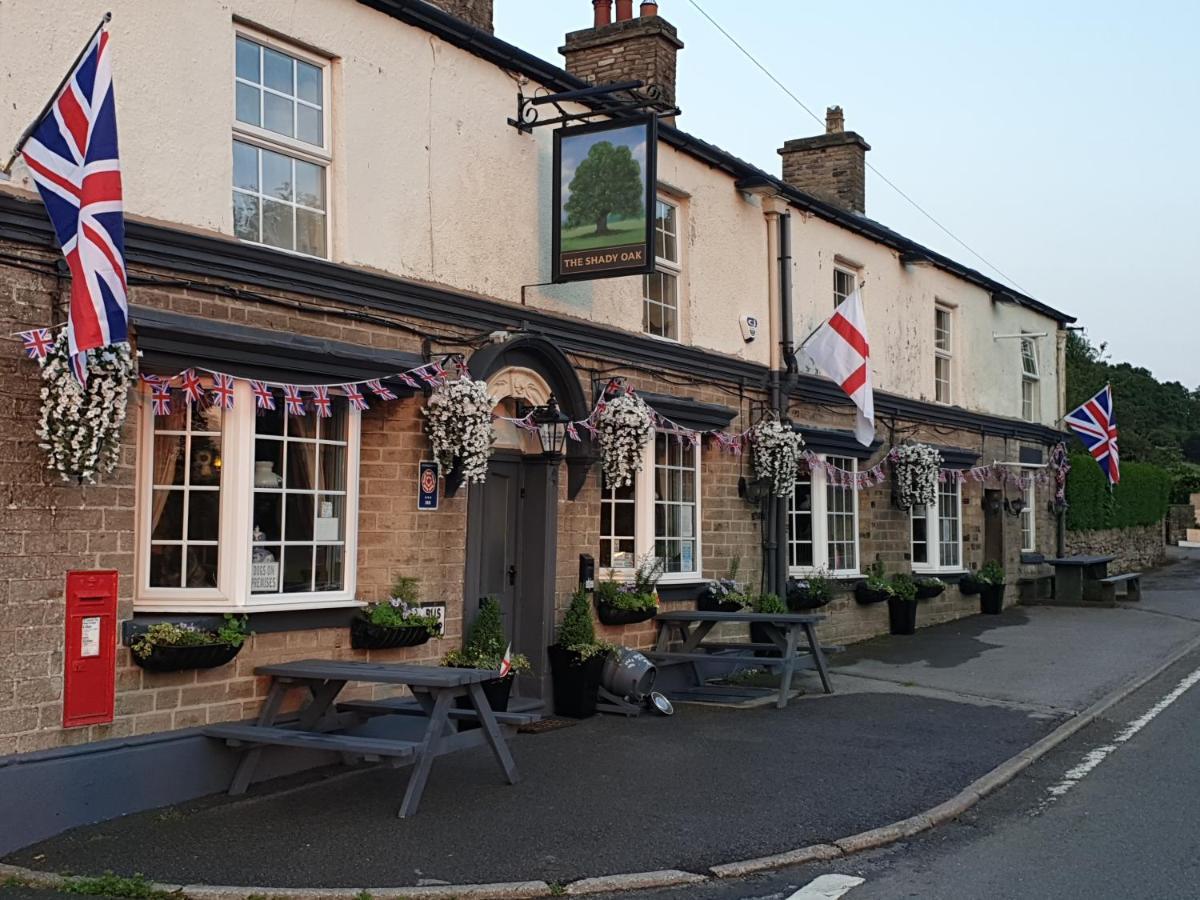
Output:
[[552, 115, 658, 283]]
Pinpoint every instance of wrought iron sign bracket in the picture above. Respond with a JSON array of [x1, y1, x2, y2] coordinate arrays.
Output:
[[508, 80, 679, 134]]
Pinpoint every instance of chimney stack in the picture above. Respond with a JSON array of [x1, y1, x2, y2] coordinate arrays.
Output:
[[778, 106, 870, 214], [424, 0, 493, 33], [561, 0, 684, 110]]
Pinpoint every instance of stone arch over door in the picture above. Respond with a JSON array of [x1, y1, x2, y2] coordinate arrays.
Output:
[[464, 337, 592, 702]]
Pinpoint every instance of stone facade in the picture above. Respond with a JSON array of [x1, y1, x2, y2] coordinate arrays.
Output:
[[1167, 504, 1198, 546], [561, 16, 684, 107], [426, 0, 493, 33], [1065, 523, 1166, 574], [778, 108, 871, 214]]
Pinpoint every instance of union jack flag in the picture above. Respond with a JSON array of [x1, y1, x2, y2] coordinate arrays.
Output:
[[150, 382, 171, 416], [20, 21, 127, 359], [283, 384, 305, 416], [20, 329, 54, 360], [70, 351, 89, 386], [210, 373, 236, 410], [342, 384, 368, 411], [367, 378, 397, 400], [180, 368, 204, 405], [398, 372, 419, 390], [311, 385, 332, 418], [566, 422, 580, 442], [250, 380, 276, 410], [1064, 384, 1120, 485], [418, 365, 441, 387]]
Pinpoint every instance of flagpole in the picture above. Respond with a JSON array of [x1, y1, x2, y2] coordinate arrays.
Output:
[[1, 12, 111, 176]]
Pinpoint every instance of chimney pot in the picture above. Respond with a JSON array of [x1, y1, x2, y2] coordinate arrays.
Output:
[[616, 0, 634, 21], [640, 1, 659, 15], [778, 106, 870, 213], [826, 106, 844, 134], [593, 0, 612, 27]]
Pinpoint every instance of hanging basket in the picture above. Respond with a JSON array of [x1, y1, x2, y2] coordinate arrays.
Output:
[[854, 582, 891, 605], [596, 600, 657, 626], [350, 617, 434, 650], [132, 642, 242, 673]]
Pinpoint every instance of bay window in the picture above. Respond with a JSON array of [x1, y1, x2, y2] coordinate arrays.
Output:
[[599, 430, 702, 580], [787, 455, 860, 575], [911, 480, 962, 572], [137, 381, 361, 611]]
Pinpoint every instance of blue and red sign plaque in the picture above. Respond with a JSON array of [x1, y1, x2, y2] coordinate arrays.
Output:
[[418, 460, 439, 511]]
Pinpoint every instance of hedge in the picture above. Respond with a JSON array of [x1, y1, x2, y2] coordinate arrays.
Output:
[[1066, 453, 1172, 531]]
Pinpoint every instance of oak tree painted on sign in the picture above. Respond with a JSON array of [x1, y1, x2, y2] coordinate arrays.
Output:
[[564, 140, 643, 237]]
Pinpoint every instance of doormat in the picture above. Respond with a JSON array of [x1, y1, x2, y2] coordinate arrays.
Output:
[[518, 717, 579, 735]]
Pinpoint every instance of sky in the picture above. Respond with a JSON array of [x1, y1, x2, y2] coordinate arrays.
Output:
[[494, 0, 1200, 388]]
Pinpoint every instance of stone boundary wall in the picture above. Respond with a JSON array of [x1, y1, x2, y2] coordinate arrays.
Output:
[[1065, 522, 1165, 574], [1168, 504, 1197, 545]]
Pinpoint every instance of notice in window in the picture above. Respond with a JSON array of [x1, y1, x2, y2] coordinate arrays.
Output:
[[80, 617, 102, 658]]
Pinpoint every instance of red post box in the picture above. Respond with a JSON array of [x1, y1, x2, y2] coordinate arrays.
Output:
[[63, 570, 118, 728]]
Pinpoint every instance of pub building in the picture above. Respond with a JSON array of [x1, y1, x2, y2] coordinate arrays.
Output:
[[0, 0, 1073, 846]]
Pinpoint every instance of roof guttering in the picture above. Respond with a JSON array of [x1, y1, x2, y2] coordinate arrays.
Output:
[[359, 0, 1075, 325]]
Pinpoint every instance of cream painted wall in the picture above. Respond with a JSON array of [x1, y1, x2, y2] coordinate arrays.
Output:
[[788, 212, 1061, 426], [0, 0, 1058, 422]]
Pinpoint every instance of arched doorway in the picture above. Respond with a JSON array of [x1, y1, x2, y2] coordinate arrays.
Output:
[[463, 341, 590, 703]]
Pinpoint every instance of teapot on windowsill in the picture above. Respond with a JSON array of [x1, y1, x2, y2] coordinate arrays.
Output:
[[254, 460, 282, 488]]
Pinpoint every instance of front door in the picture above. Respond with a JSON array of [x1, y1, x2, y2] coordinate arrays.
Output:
[[476, 456, 521, 617], [983, 489, 1004, 565]]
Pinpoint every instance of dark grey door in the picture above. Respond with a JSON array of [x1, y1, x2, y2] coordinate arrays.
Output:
[[984, 489, 1004, 565], [476, 457, 521, 616]]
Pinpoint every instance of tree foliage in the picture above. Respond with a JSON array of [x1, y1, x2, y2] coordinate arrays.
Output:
[[564, 141, 643, 235], [1066, 452, 1172, 531]]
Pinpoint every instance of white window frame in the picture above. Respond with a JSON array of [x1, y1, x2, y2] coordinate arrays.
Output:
[[1021, 334, 1041, 422], [643, 197, 682, 341], [599, 430, 702, 584], [232, 28, 332, 259], [833, 265, 857, 308], [911, 479, 964, 573], [935, 303, 954, 405], [135, 381, 361, 613], [1021, 483, 1036, 552], [787, 455, 860, 577]]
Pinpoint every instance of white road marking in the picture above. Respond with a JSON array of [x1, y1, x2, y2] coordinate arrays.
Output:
[[1041, 664, 1200, 806], [785, 873, 866, 899]]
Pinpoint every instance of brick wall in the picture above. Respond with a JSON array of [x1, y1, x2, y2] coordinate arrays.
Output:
[[425, 0, 493, 33]]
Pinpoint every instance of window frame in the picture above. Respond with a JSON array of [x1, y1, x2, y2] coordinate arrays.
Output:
[[1020, 482, 1036, 552], [643, 196, 682, 341], [598, 429, 702, 584], [135, 381, 362, 613], [231, 28, 332, 259], [833, 265, 857, 308], [787, 454, 861, 577], [910, 479, 964, 573], [1020, 334, 1041, 422], [934, 303, 954, 405]]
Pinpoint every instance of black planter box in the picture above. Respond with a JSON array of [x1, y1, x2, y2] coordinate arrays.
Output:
[[855, 582, 890, 605], [915, 582, 946, 600], [887, 597, 918, 635], [959, 575, 982, 596], [980, 584, 1006, 615], [547, 644, 606, 719], [350, 617, 434, 650], [454, 674, 514, 730], [786, 585, 832, 612], [132, 642, 241, 672], [596, 601, 657, 626], [698, 583, 744, 613]]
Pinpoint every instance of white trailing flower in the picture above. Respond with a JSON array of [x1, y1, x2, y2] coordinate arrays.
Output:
[[750, 417, 805, 498], [892, 442, 942, 509], [423, 377, 496, 484], [36, 332, 136, 484], [596, 392, 653, 487]]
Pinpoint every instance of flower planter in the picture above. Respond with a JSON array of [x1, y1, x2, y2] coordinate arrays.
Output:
[[547, 644, 606, 719], [854, 582, 891, 605], [786, 585, 832, 612], [132, 642, 242, 673], [698, 596, 743, 612], [958, 575, 982, 596], [454, 673, 514, 731], [596, 601, 657, 626], [979, 584, 1006, 615], [350, 617, 434, 650], [887, 597, 918, 635], [915, 582, 946, 600]]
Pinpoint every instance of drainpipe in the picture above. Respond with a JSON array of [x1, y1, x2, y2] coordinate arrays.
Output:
[[763, 204, 783, 596], [774, 210, 795, 597]]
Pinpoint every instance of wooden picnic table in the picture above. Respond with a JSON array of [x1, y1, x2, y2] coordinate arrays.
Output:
[[1046, 554, 1116, 603], [202, 659, 526, 817], [648, 610, 834, 709]]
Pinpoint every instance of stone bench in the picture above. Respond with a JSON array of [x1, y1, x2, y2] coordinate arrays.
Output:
[[1098, 572, 1142, 603]]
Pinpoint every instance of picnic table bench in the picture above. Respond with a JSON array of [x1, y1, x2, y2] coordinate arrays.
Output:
[[202, 659, 529, 817], [1047, 555, 1117, 604], [1098, 571, 1142, 602], [647, 610, 835, 709]]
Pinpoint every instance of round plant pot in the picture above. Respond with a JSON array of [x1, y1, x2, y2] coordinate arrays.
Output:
[[854, 582, 890, 605], [887, 597, 918, 635], [596, 601, 657, 626], [350, 617, 434, 650], [958, 575, 982, 597], [132, 642, 242, 672], [455, 673, 514, 731], [547, 644, 606, 719], [915, 582, 945, 600], [979, 583, 1006, 615]]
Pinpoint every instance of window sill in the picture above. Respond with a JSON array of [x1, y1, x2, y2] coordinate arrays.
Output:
[[133, 597, 365, 615], [122, 603, 367, 641]]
